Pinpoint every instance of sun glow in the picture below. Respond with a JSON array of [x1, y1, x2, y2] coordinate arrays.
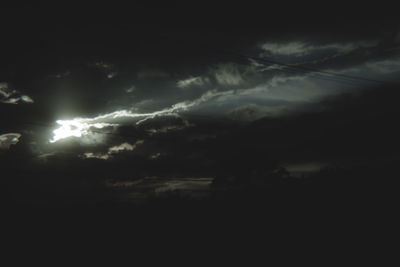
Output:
[[49, 90, 226, 143], [49, 106, 190, 143], [50, 119, 114, 143], [50, 120, 86, 143]]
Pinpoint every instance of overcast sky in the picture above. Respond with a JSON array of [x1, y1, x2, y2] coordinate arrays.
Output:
[[1, 4, 400, 206]]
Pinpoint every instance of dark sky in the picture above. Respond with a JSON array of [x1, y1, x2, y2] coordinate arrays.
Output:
[[1, 3, 400, 207]]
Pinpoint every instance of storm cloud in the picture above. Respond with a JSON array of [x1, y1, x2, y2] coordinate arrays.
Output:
[[2, 8, 400, 209]]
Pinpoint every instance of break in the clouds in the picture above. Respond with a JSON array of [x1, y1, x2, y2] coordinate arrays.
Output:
[[108, 140, 144, 153], [0, 133, 21, 150], [365, 58, 400, 74], [0, 82, 34, 104], [228, 104, 289, 121], [125, 86, 135, 93], [53, 70, 71, 79]]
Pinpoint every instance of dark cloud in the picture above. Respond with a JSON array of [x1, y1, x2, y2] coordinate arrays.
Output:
[[2, 10, 400, 209]]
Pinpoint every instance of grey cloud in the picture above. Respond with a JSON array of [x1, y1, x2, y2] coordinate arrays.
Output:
[[261, 41, 309, 56], [260, 40, 379, 57], [212, 63, 246, 86], [104, 178, 213, 198], [108, 140, 144, 154], [134, 99, 156, 110], [177, 76, 210, 88], [107, 72, 118, 79], [282, 162, 326, 177], [365, 58, 400, 74], [0, 133, 21, 150], [92, 61, 115, 70], [0, 82, 34, 104], [145, 117, 194, 135], [211, 73, 310, 104], [153, 178, 213, 194], [150, 152, 161, 160], [81, 140, 144, 160], [322, 57, 400, 81], [396, 31, 400, 43], [228, 104, 289, 121], [82, 152, 111, 160], [267, 75, 308, 88]]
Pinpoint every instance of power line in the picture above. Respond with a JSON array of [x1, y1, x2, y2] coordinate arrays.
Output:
[[219, 50, 398, 86], [221, 55, 365, 87]]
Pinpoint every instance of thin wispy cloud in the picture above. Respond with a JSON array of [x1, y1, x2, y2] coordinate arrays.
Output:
[[260, 40, 379, 57], [177, 76, 210, 88], [213, 63, 246, 86]]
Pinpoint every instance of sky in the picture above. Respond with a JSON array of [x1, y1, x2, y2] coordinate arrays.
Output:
[[1, 4, 400, 206]]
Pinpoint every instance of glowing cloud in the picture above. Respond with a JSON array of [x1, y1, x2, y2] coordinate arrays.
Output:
[[50, 119, 116, 143], [50, 101, 193, 143], [50, 89, 242, 143]]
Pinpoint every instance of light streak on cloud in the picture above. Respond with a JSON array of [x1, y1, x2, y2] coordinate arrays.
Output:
[[260, 40, 379, 57], [50, 90, 228, 143]]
